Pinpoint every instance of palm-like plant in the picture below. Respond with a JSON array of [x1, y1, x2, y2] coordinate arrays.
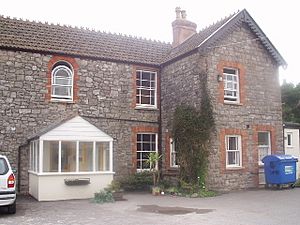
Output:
[[146, 152, 162, 186]]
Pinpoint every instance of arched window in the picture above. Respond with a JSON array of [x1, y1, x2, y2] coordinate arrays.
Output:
[[51, 62, 73, 101]]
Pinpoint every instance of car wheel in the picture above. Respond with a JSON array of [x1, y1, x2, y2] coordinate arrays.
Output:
[[7, 201, 16, 214]]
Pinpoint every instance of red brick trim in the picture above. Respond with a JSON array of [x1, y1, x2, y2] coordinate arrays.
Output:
[[220, 128, 249, 174], [132, 65, 160, 109], [131, 126, 159, 172], [46, 55, 79, 102], [217, 61, 246, 105]]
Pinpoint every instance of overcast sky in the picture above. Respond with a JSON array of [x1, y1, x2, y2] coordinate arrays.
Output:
[[1, 0, 299, 85]]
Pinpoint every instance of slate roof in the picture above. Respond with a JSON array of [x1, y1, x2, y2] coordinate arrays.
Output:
[[0, 16, 172, 66], [164, 9, 286, 67], [0, 9, 286, 67]]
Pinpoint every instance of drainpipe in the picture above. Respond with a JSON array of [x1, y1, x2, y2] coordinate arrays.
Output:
[[158, 67, 163, 179], [17, 146, 21, 193], [283, 123, 285, 154], [17, 142, 28, 193]]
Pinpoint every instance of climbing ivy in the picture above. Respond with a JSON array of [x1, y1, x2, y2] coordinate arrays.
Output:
[[172, 77, 215, 186]]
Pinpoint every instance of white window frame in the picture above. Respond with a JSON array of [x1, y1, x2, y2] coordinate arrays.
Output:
[[223, 67, 240, 103], [258, 131, 271, 165], [29, 140, 40, 173], [287, 132, 293, 147], [136, 70, 157, 109], [28, 139, 113, 175], [136, 133, 158, 171], [51, 64, 74, 102], [170, 138, 178, 168], [225, 135, 242, 168]]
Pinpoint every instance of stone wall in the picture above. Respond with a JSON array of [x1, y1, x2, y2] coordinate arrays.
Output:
[[0, 49, 159, 192], [206, 23, 283, 191], [160, 52, 205, 177], [161, 23, 283, 191]]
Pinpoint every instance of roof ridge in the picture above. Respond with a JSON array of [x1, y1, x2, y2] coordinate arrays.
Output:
[[0, 14, 170, 45], [197, 10, 239, 34]]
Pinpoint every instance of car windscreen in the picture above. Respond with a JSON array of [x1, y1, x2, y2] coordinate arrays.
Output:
[[0, 158, 9, 175]]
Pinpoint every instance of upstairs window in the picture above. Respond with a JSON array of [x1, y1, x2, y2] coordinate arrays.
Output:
[[223, 68, 239, 103], [51, 62, 73, 101], [136, 70, 157, 108]]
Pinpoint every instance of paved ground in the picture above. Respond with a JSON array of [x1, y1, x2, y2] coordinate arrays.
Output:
[[0, 188, 300, 225]]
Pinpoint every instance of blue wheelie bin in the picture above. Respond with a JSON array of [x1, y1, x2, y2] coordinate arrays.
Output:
[[262, 154, 298, 189]]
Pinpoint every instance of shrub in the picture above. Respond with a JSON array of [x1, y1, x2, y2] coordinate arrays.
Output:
[[106, 180, 122, 192], [119, 171, 152, 191], [93, 190, 114, 204]]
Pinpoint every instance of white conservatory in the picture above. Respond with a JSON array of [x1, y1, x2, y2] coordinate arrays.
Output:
[[28, 116, 114, 201]]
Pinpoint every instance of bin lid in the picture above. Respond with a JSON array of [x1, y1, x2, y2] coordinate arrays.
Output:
[[262, 154, 298, 163]]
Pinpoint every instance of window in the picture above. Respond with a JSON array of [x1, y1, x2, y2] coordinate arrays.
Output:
[[136, 133, 158, 170], [225, 135, 242, 167], [223, 68, 239, 103], [61, 141, 76, 172], [258, 132, 271, 164], [170, 138, 178, 167], [30, 140, 112, 174], [29, 140, 39, 173], [79, 142, 93, 172], [43, 141, 59, 172], [96, 142, 110, 171], [136, 70, 157, 108], [287, 133, 292, 147], [51, 62, 73, 101]]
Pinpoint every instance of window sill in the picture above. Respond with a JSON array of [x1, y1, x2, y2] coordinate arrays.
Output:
[[50, 99, 74, 104], [169, 166, 179, 169], [223, 101, 243, 106], [135, 105, 158, 111], [28, 171, 115, 176], [226, 166, 244, 171]]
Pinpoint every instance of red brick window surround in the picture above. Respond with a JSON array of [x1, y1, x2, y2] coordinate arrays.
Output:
[[220, 128, 248, 173], [131, 126, 158, 171], [132, 66, 160, 109], [46, 55, 79, 102], [217, 61, 245, 105]]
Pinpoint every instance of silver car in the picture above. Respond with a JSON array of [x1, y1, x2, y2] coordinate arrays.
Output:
[[0, 155, 16, 214]]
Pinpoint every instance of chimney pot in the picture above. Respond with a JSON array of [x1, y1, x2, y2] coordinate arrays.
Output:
[[175, 7, 181, 19], [172, 8, 197, 47], [181, 10, 187, 19]]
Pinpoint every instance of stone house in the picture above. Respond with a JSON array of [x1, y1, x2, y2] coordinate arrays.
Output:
[[0, 8, 286, 200]]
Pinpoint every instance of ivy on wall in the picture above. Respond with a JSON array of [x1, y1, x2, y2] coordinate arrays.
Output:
[[172, 75, 215, 186]]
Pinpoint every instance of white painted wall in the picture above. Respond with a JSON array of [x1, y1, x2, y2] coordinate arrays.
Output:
[[29, 172, 39, 199], [29, 172, 113, 201], [284, 128, 300, 179]]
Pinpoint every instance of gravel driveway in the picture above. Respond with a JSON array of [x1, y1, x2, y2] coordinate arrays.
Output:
[[1, 188, 300, 225]]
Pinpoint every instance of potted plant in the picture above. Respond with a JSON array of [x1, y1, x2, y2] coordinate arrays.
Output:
[[146, 152, 162, 195], [106, 180, 124, 201]]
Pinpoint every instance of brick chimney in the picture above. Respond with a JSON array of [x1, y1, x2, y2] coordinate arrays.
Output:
[[172, 7, 197, 47]]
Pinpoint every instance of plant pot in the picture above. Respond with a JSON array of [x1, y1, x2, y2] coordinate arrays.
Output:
[[151, 186, 161, 196], [112, 191, 124, 201]]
